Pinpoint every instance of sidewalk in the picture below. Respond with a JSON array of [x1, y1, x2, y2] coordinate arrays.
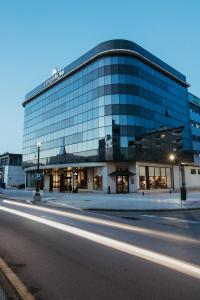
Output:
[[1, 188, 200, 211]]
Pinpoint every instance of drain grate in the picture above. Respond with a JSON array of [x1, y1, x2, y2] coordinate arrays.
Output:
[[0, 286, 8, 300]]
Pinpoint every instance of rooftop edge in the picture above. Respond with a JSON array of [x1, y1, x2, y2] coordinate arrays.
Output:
[[23, 39, 189, 107]]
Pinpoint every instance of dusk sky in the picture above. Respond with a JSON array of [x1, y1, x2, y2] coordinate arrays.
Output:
[[0, 0, 199, 154]]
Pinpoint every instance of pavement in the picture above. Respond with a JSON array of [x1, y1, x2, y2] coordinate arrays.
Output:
[[1, 188, 200, 211], [0, 198, 200, 299]]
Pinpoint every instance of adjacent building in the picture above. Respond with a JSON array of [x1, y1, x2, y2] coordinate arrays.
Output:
[[22, 39, 198, 193], [0, 153, 25, 187], [181, 93, 200, 189]]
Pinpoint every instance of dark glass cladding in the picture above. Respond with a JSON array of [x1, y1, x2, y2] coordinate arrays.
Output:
[[23, 54, 192, 168], [188, 93, 200, 157], [24, 39, 187, 102]]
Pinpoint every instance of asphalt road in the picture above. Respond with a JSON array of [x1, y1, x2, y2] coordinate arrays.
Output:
[[0, 199, 200, 300]]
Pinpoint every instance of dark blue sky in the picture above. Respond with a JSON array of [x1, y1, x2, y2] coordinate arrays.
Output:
[[0, 0, 199, 153]]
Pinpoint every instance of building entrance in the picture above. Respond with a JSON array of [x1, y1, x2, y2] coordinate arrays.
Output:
[[116, 175, 129, 193], [60, 175, 72, 192], [53, 168, 88, 191]]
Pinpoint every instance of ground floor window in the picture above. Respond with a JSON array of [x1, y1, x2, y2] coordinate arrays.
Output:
[[93, 175, 103, 190], [77, 169, 87, 189], [139, 166, 171, 189], [53, 170, 60, 189], [58, 168, 88, 191], [26, 171, 43, 190]]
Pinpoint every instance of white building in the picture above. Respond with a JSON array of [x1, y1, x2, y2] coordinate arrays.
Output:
[[0, 153, 25, 187]]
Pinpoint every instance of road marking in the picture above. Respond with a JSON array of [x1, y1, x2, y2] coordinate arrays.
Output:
[[142, 214, 200, 224], [2, 200, 198, 244], [0, 257, 35, 300], [0, 205, 200, 280], [47, 200, 82, 210]]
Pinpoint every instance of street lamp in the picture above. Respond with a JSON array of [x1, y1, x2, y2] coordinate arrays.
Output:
[[33, 141, 42, 202], [169, 153, 175, 191]]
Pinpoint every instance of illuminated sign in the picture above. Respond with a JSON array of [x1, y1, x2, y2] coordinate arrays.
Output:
[[44, 69, 65, 87]]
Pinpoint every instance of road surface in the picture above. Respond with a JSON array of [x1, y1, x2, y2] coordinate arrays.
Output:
[[0, 198, 200, 300]]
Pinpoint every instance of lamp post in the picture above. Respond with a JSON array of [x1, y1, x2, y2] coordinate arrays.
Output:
[[169, 154, 175, 192], [33, 141, 42, 202]]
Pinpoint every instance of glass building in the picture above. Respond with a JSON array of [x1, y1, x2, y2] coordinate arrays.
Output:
[[22, 39, 193, 193], [188, 93, 200, 164]]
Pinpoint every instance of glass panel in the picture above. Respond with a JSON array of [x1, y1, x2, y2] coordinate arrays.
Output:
[[139, 166, 146, 176], [149, 176, 155, 189], [166, 168, 172, 188], [149, 167, 154, 176], [123, 176, 129, 193], [116, 175, 129, 193], [155, 167, 160, 176], [93, 175, 102, 190], [117, 176, 123, 193], [161, 168, 166, 176], [139, 176, 146, 189]]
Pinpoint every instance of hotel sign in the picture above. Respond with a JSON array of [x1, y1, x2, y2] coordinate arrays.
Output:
[[44, 69, 65, 87]]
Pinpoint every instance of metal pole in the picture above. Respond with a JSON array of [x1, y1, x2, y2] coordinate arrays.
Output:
[[33, 143, 41, 202], [36, 146, 40, 193], [179, 163, 182, 207], [72, 169, 74, 192], [171, 162, 175, 191]]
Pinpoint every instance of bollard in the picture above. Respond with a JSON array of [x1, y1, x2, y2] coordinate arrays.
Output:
[[107, 186, 111, 194], [142, 191, 144, 196], [180, 186, 187, 201], [169, 190, 172, 195], [72, 187, 78, 193]]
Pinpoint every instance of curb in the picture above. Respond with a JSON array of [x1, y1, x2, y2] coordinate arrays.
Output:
[[1, 195, 200, 213], [0, 257, 35, 300], [85, 207, 200, 213]]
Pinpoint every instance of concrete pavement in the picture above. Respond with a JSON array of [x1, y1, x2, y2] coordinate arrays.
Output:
[[1, 188, 200, 211]]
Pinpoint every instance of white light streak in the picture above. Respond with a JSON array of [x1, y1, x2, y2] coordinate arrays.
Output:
[[2, 200, 198, 244], [0, 205, 200, 280]]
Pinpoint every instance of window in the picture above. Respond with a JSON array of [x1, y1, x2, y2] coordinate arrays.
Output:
[[198, 169, 200, 175], [190, 169, 196, 175]]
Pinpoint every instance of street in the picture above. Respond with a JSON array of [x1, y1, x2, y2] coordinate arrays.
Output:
[[0, 198, 200, 300]]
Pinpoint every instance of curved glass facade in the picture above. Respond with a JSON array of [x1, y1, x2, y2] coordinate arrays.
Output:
[[23, 48, 192, 169]]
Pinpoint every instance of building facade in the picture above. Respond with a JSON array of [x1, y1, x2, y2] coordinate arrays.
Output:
[[22, 40, 194, 193], [0, 153, 25, 187], [180, 93, 200, 189], [188, 93, 200, 163]]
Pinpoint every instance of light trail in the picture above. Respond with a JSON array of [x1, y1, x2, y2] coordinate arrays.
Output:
[[2, 200, 199, 244], [0, 204, 200, 280]]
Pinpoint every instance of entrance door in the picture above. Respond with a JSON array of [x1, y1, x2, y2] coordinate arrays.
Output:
[[116, 176, 129, 193], [60, 175, 72, 192]]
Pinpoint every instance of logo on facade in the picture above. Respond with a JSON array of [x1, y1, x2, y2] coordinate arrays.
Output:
[[44, 68, 65, 87]]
